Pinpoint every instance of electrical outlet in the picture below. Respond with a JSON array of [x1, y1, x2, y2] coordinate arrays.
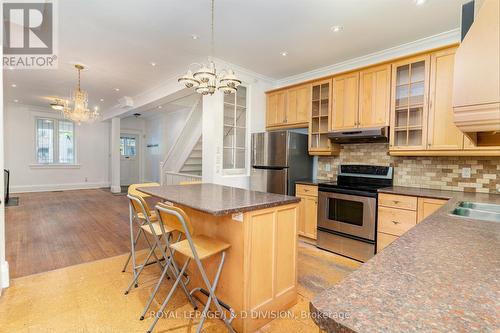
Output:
[[462, 167, 471, 178], [325, 164, 331, 172]]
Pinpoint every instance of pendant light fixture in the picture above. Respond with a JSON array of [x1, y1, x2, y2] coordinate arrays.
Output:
[[56, 64, 100, 124], [178, 0, 241, 95]]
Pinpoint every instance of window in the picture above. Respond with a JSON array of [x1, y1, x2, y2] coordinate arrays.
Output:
[[223, 86, 247, 172], [36, 118, 75, 164], [120, 136, 137, 157]]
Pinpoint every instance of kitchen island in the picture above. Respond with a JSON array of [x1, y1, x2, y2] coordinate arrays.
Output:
[[310, 187, 500, 332], [138, 183, 300, 333]]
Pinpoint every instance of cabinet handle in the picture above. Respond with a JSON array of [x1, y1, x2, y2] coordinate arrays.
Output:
[[392, 220, 400, 225], [304, 189, 309, 192], [393, 200, 400, 204]]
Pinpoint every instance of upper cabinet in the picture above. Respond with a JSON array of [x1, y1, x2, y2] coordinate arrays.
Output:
[[358, 64, 391, 128], [331, 72, 359, 130], [309, 79, 339, 155], [453, 0, 500, 133], [266, 90, 287, 127], [265, 44, 499, 157], [266, 84, 310, 129], [330, 65, 391, 131], [427, 47, 464, 151], [389, 55, 430, 151]]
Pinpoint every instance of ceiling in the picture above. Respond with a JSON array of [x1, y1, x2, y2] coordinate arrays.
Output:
[[4, 0, 466, 110]]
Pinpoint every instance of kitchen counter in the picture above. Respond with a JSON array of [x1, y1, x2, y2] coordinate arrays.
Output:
[[138, 183, 299, 216], [138, 183, 300, 332], [310, 187, 500, 333], [295, 179, 322, 186]]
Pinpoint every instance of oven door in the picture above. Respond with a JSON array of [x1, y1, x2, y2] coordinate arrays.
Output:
[[318, 190, 376, 241]]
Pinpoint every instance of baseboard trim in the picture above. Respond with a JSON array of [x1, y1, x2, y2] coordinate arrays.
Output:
[[0, 261, 9, 290], [10, 182, 111, 194]]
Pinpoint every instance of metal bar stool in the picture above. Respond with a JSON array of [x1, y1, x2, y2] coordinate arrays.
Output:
[[122, 183, 162, 273], [124, 193, 171, 295], [138, 201, 197, 321], [147, 203, 236, 333]]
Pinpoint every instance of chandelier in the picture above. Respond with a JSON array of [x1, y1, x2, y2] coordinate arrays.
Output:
[[54, 64, 100, 124], [178, 0, 241, 95]]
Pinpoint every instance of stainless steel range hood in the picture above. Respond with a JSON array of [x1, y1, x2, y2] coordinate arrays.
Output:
[[328, 127, 389, 144]]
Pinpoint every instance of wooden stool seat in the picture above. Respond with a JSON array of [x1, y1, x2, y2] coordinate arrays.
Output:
[[140, 222, 174, 236], [137, 211, 158, 222], [170, 235, 230, 260]]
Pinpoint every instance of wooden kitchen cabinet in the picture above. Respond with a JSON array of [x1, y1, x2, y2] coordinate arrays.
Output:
[[266, 84, 310, 129], [309, 79, 339, 155], [358, 64, 391, 128], [389, 54, 431, 151], [286, 84, 311, 125], [296, 184, 318, 240], [266, 91, 287, 127], [377, 193, 447, 252], [417, 197, 448, 223], [427, 47, 464, 151], [331, 72, 359, 130]]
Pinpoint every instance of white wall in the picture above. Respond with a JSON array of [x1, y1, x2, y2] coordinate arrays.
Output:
[[143, 109, 191, 182], [202, 60, 275, 189], [4, 103, 111, 193], [0, 25, 7, 290]]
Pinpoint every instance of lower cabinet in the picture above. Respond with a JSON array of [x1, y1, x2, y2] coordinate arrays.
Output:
[[376, 193, 447, 252], [296, 184, 318, 240]]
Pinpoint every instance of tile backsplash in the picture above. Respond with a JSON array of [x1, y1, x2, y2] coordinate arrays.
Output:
[[317, 143, 500, 194]]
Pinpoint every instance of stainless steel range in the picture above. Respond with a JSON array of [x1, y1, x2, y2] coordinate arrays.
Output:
[[317, 165, 393, 262]]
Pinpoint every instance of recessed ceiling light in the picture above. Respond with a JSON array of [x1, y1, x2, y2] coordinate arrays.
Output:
[[414, 0, 426, 5], [11, 83, 17, 88], [191, 34, 199, 40], [13, 99, 19, 103], [100, 98, 104, 102], [281, 51, 288, 57], [331, 25, 343, 33], [150, 62, 157, 67], [114, 88, 120, 92], [158, 105, 163, 109]]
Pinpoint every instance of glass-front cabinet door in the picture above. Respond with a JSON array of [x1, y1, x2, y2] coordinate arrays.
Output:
[[309, 79, 337, 155], [390, 55, 430, 150]]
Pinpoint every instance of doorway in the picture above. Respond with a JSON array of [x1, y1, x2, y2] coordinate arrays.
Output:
[[120, 133, 140, 186]]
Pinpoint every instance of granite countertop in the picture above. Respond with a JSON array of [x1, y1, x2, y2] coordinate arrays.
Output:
[[137, 183, 300, 216], [295, 179, 321, 186], [310, 186, 500, 333]]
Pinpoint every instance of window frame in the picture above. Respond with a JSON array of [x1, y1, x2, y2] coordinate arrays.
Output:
[[222, 86, 248, 175], [34, 116, 76, 165]]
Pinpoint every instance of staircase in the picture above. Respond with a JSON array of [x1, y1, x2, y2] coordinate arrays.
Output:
[[179, 138, 202, 176], [160, 95, 203, 185]]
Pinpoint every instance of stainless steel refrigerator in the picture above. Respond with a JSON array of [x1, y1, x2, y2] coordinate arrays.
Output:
[[250, 131, 313, 196]]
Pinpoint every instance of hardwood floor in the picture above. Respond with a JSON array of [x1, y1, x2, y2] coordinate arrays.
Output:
[[5, 189, 151, 278]]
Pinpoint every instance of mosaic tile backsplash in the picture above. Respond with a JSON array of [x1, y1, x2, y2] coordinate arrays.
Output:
[[317, 143, 500, 194]]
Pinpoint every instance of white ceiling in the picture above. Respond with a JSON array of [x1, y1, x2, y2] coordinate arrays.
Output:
[[4, 0, 466, 110]]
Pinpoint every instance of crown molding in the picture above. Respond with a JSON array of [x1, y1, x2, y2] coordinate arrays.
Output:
[[276, 28, 461, 88]]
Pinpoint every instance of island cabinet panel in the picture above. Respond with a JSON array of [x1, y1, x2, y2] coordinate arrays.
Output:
[[358, 64, 391, 128], [428, 47, 464, 150], [243, 203, 298, 332], [331, 72, 359, 130]]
